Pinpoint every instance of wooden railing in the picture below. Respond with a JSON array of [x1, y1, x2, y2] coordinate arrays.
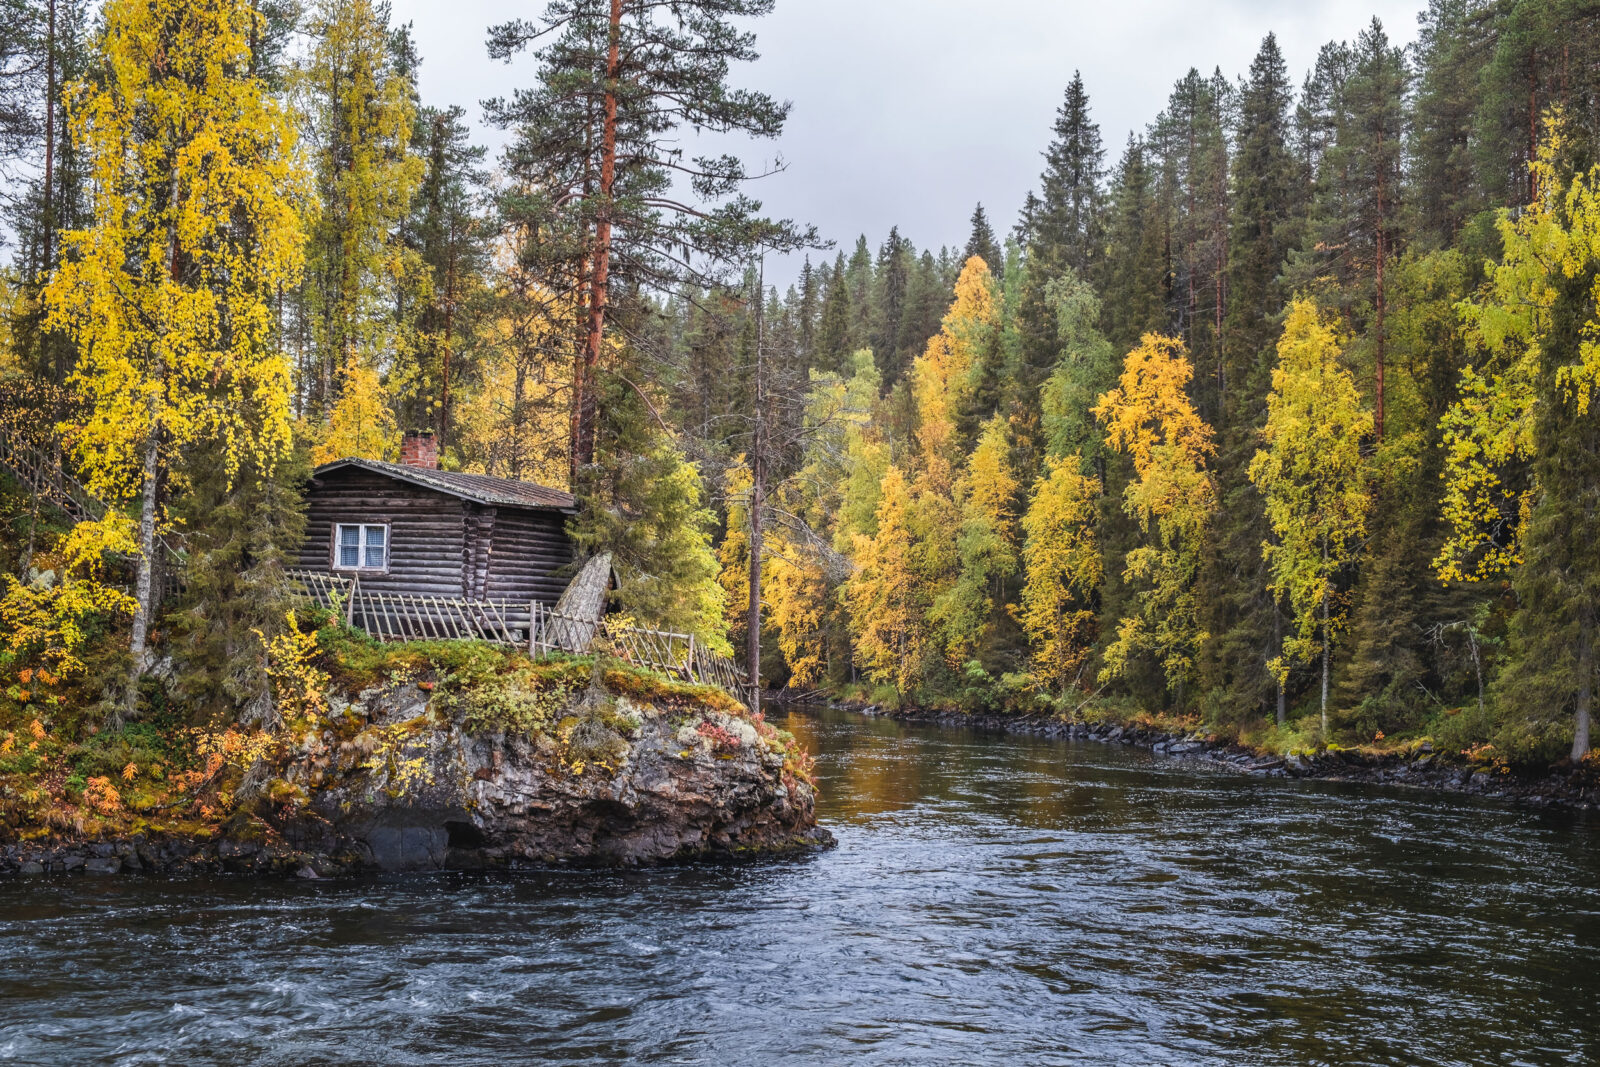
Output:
[[0, 423, 184, 602], [0, 430, 106, 526], [288, 569, 754, 706]]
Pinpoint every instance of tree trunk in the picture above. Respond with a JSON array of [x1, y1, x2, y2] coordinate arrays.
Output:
[[747, 258, 767, 717], [41, 0, 55, 275], [1374, 221, 1386, 442], [748, 463, 763, 716], [1573, 609, 1593, 762], [1274, 598, 1286, 727], [572, 0, 622, 478], [1320, 583, 1331, 737], [125, 428, 160, 717]]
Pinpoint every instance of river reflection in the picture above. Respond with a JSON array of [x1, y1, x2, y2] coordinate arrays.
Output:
[[2, 706, 1598, 1065]]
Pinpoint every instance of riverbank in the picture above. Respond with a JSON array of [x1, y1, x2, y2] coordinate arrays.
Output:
[[0, 634, 833, 876], [824, 701, 1600, 812]]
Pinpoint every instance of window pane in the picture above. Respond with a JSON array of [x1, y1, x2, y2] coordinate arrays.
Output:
[[365, 526, 387, 569], [338, 526, 359, 568]]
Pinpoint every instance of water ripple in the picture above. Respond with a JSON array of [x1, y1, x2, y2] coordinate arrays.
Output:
[[1, 707, 1598, 1064]]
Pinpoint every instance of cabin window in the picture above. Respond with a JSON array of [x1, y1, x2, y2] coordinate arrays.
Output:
[[333, 523, 389, 572]]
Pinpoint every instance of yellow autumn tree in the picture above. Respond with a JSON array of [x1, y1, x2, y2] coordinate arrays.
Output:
[[1436, 123, 1592, 585], [1015, 455, 1102, 695], [312, 360, 396, 463], [847, 466, 930, 691], [1093, 334, 1217, 699], [45, 0, 307, 708], [764, 530, 832, 688], [454, 260, 574, 486], [755, 351, 880, 688], [1249, 300, 1370, 733], [294, 0, 424, 439], [911, 256, 1000, 483], [718, 460, 754, 654], [1439, 119, 1600, 760], [932, 414, 1020, 667]]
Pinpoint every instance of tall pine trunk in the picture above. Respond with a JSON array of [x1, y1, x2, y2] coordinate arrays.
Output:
[[573, 0, 622, 478], [746, 259, 767, 716]]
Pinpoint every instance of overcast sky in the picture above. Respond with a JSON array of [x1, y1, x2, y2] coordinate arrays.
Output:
[[390, 0, 1425, 283]]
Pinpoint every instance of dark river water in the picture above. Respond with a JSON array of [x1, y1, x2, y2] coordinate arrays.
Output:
[[3, 707, 1599, 1066]]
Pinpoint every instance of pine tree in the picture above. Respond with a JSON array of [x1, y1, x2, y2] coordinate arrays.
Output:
[[1097, 136, 1165, 354], [1033, 72, 1105, 276], [402, 104, 491, 451], [1409, 0, 1492, 249], [872, 227, 913, 385], [294, 0, 423, 427], [815, 254, 853, 376], [1148, 68, 1231, 423], [486, 0, 812, 478], [1198, 34, 1302, 724]]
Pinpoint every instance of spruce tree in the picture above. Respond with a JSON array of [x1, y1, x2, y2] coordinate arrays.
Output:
[[873, 227, 913, 385], [964, 203, 1003, 273], [815, 254, 853, 376], [1197, 34, 1301, 723], [1097, 136, 1165, 354]]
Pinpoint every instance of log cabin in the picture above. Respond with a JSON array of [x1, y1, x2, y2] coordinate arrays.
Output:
[[296, 432, 580, 627]]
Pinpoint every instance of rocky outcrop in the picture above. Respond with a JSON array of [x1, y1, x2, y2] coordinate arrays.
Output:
[[277, 684, 833, 871], [1, 683, 833, 876]]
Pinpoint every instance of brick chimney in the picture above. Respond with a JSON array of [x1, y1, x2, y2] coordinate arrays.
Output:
[[400, 430, 438, 470]]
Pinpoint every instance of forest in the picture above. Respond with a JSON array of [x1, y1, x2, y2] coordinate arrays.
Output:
[[1, 0, 1599, 778]]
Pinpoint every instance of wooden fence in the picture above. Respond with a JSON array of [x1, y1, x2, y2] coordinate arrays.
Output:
[[0, 424, 184, 602], [288, 570, 754, 706]]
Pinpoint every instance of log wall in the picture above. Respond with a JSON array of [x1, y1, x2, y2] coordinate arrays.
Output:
[[484, 508, 576, 608], [300, 466, 576, 610], [299, 468, 470, 597]]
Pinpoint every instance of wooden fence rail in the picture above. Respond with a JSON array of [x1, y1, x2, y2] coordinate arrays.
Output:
[[288, 569, 754, 706], [0, 425, 184, 602]]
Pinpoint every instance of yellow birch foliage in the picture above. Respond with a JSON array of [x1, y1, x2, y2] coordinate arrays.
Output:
[[911, 256, 1000, 486], [764, 532, 831, 687], [1093, 334, 1217, 690], [718, 460, 753, 652], [295, 0, 423, 419], [0, 518, 139, 689], [1248, 300, 1370, 682], [1014, 455, 1102, 694], [312, 360, 397, 463], [45, 0, 307, 498], [933, 414, 1020, 664], [847, 466, 930, 690], [1438, 123, 1600, 582]]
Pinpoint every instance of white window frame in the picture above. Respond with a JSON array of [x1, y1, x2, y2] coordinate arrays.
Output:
[[331, 522, 391, 574]]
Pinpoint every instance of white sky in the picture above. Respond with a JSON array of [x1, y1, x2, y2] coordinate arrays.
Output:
[[390, 0, 1426, 281]]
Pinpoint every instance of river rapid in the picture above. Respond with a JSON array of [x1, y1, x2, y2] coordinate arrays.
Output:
[[2, 706, 1598, 1065]]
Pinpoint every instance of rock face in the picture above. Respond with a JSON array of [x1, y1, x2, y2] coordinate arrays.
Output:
[[278, 685, 834, 871]]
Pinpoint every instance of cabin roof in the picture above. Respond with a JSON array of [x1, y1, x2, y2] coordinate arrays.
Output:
[[311, 458, 578, 513]]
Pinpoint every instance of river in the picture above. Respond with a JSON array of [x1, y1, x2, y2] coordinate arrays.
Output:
[[2, 706, 1598, 1065]]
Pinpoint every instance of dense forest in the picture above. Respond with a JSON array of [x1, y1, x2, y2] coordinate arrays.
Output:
[[1, 0, 1599, 775]]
